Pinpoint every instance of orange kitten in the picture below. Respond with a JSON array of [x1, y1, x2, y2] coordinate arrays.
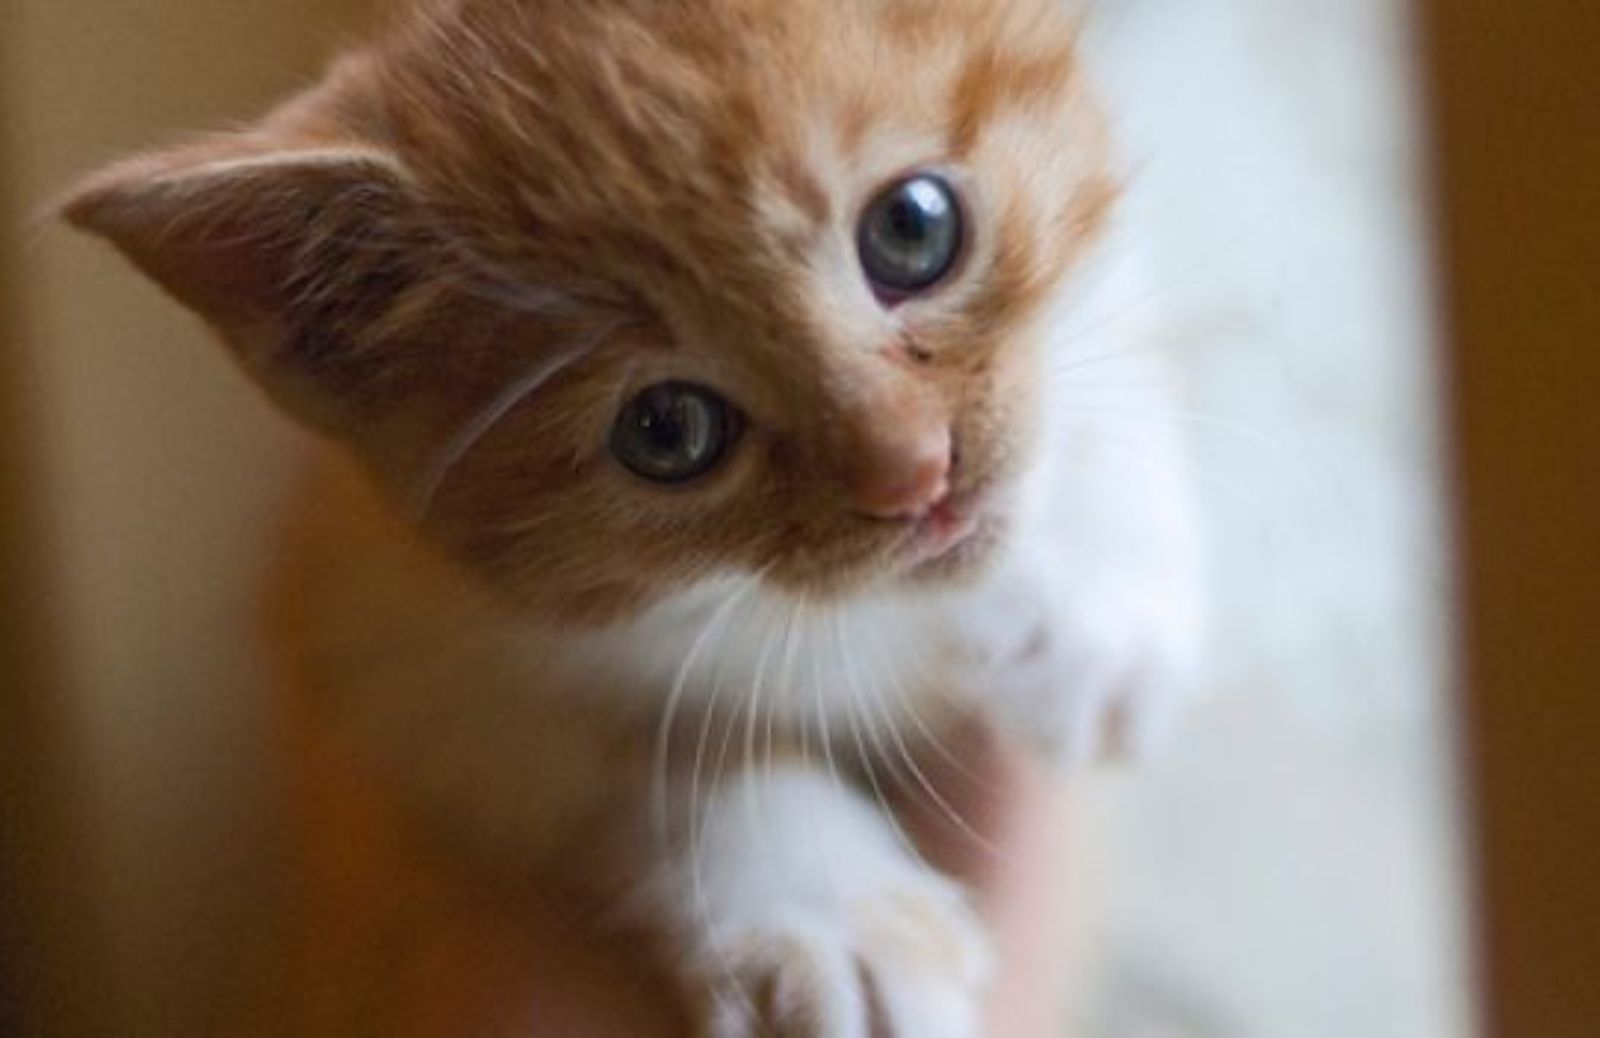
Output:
[[66, 1, 1202, 1033]]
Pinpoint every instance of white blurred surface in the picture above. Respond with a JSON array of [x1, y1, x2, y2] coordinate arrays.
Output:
[[1070, 1, 1472, 1034]]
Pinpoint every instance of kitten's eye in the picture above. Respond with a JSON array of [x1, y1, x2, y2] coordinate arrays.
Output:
[[858, 173, 964, 298], [610, 382, 741, 485]]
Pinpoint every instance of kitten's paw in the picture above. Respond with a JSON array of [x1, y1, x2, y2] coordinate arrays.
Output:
[[971, 561, 1204, 772], [694, 872, 993, 1038]]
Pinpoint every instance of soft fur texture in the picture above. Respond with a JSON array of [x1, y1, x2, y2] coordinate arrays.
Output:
[[65, 1, 1203, 1033]]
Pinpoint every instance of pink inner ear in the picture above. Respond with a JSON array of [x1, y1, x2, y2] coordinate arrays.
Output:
[[61, 141, 447, 448], [63, 144, 411, 339]]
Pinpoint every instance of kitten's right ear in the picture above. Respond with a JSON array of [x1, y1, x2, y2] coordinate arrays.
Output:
[[61, 136, 424, 431]]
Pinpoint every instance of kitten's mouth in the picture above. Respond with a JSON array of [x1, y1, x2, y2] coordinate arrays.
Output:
[[910, 499, 981, 561], [899, 488, 1001, 578]]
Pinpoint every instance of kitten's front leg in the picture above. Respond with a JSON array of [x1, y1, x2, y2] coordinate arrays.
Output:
[[968, 369, 1206, 769], [644, 762, 993, 1038]]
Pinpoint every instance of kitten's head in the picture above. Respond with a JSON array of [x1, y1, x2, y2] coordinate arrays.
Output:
[[66, 0, 1112, 623]]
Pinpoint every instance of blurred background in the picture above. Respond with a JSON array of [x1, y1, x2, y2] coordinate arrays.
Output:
[[1067, 1, 1469, 1034], [0, 0, 1482, 1034], [1, 3, 379, 1033]]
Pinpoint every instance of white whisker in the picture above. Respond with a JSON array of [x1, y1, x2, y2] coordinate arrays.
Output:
[[684, 587, 759, 1027], [411, 323, 616, 517], [650, 571, 762, 843], [829, 611, 925, 866], [780, 594, 832, 885], [811, 604, 850, 819], [741, 600, 782, 839], [861, 626, 1004, 860]]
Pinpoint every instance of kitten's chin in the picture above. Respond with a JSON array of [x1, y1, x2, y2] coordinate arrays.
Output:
[[761, 513, 1006, 602], [890, 478, 1014, 587], [902, 512, 1008, 587]]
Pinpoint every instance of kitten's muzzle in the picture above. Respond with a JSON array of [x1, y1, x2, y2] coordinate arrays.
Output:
[[844, 421, 953, 521]]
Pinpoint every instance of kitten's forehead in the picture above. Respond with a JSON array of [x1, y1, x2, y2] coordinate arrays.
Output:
[[377, 0, 1082, 265]]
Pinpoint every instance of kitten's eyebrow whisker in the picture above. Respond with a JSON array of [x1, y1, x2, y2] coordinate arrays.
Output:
[[438, 235, 627, 320], [410, 322, 616, 518], [445, 275, 584, 317]]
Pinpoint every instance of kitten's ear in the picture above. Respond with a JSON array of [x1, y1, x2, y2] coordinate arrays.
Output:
[[61, 136, 426, 430]]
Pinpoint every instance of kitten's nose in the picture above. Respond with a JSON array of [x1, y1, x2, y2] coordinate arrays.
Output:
[[848, 423, 953, 520]]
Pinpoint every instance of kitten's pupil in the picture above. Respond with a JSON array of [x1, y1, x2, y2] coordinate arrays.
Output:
[[888, 194, 930, 240], [611, 382, 738, 484], [858, 174, 963, 298]]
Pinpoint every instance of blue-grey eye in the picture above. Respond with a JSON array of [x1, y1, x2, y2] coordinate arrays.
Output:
[[610, 382, 740, 484], [858, 173, 964, 298]]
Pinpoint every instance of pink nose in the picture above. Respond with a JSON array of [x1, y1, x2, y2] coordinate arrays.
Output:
[[849, 424, 953, 520]]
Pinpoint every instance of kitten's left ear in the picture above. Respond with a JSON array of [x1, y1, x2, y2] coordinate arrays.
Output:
[[60, 134, 427, 434], [61, 135, 413, 325]]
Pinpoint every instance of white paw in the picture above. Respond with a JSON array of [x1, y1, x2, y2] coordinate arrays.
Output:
[[696, 870, 993, 1038], [660, 767, 994, 1038], [964, 551, 1205, 772]]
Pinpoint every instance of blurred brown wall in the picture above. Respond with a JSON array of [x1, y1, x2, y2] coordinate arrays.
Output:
[[1, 2, 376, 1033], [0, 74, 99, 1037], [1423, 1, 1600, 1036]]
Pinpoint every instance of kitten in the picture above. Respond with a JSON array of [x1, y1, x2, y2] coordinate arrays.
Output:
[[65, 0, 1202, 1033]]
